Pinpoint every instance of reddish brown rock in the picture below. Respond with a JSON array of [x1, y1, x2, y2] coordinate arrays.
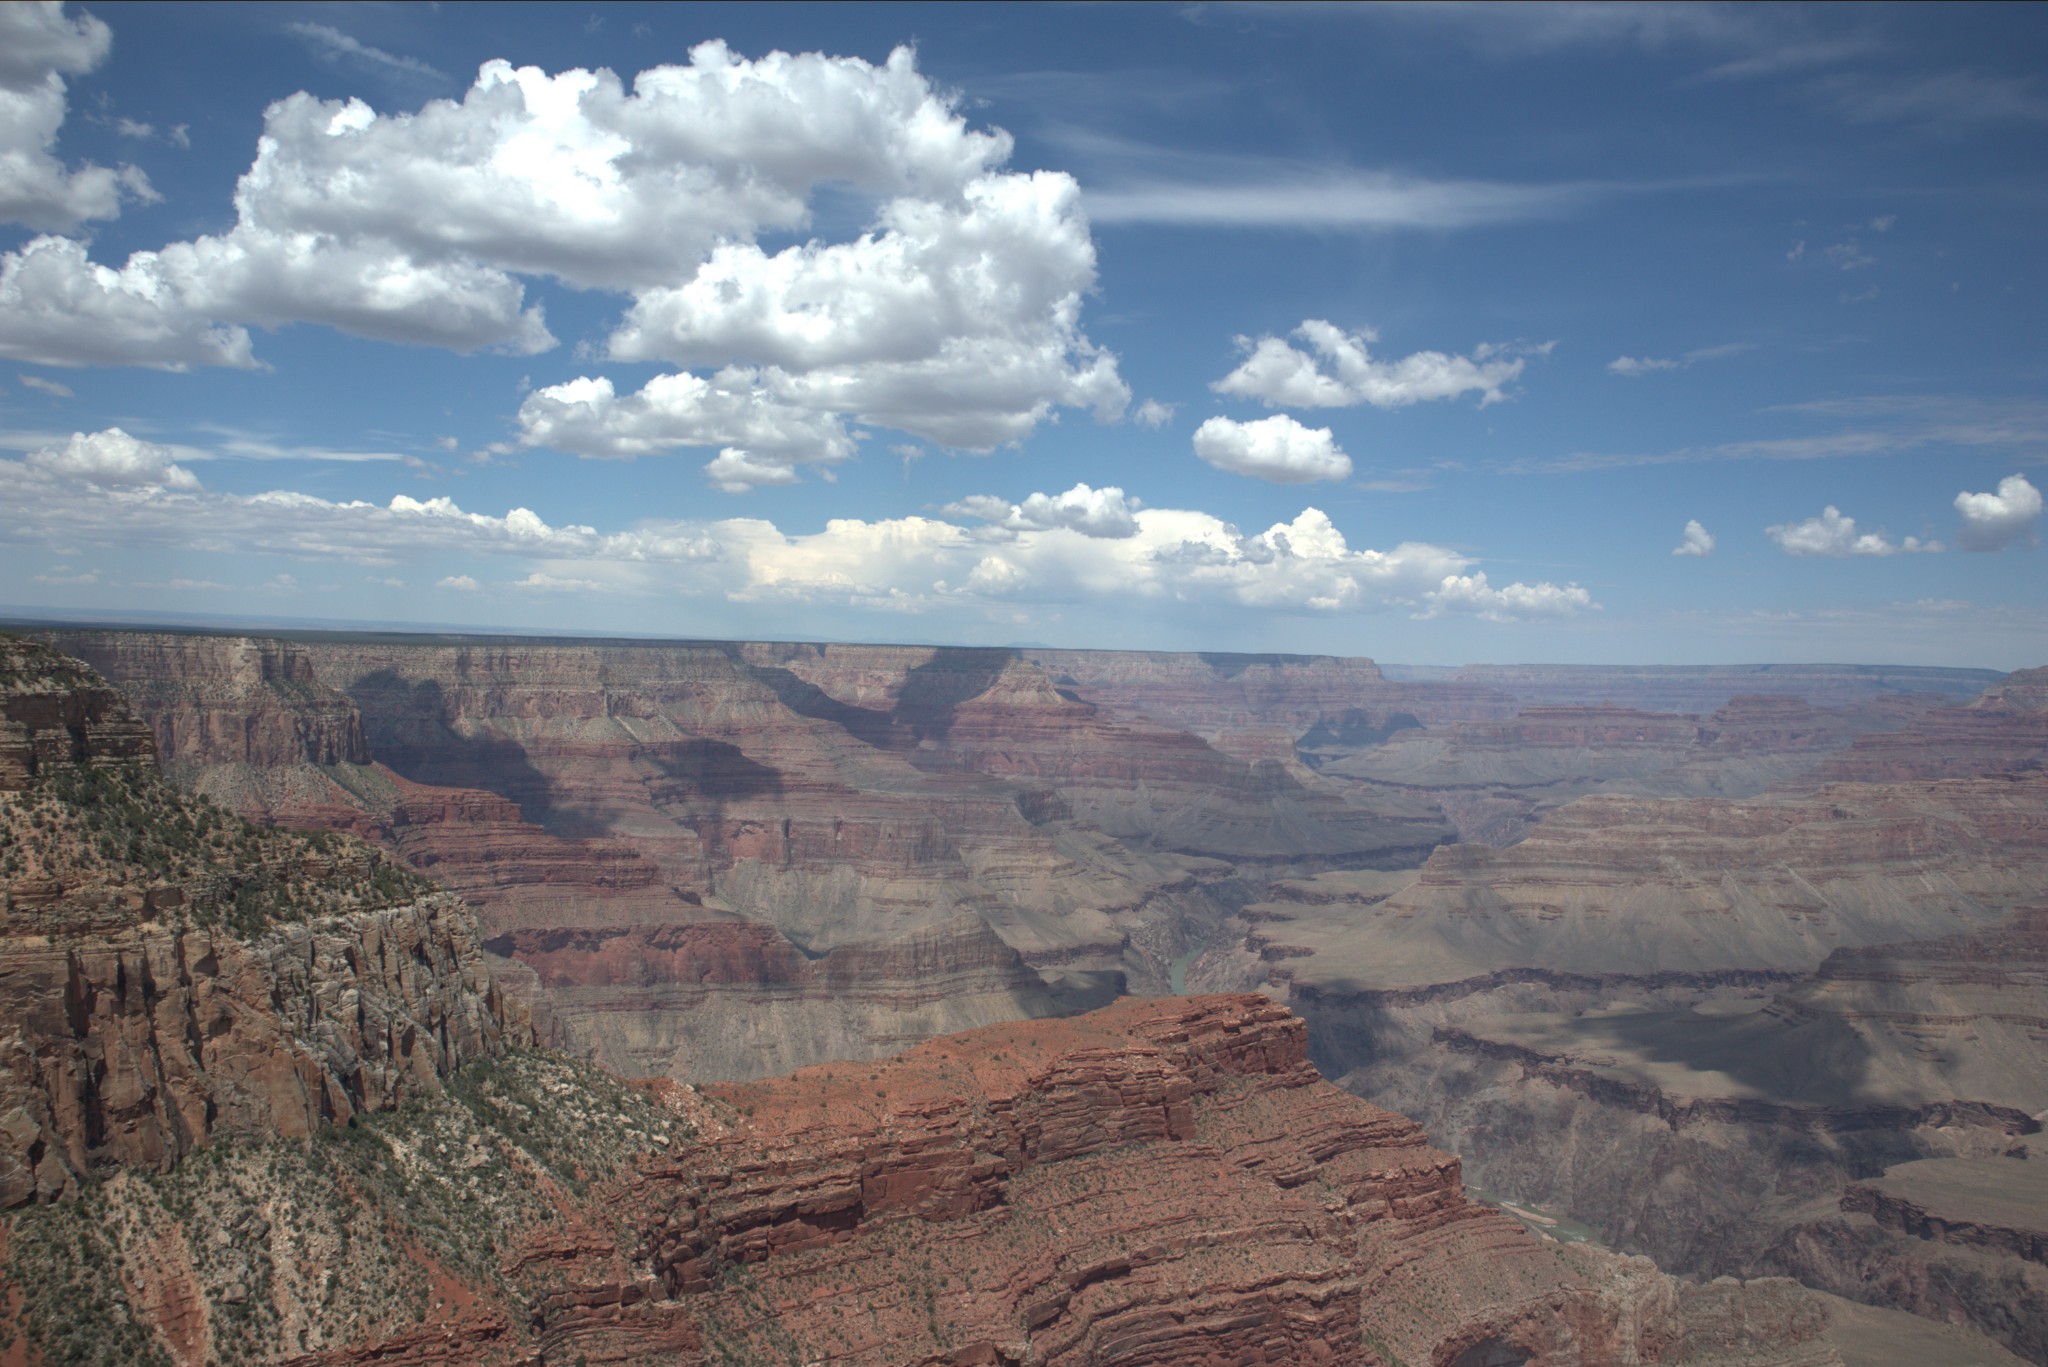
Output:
[[0, 638, 530, 1206], [1798, 667, 2048, 785], [0, 634, 154, 789], [506, 994, 1843, 1366]]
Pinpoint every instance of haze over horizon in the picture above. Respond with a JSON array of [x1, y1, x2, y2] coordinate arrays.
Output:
[[2, 1, 2044, 668]]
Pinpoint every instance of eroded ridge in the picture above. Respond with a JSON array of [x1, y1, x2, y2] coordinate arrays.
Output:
[[476, 993, 1838, 1367], [0, 635, 529, 1205]]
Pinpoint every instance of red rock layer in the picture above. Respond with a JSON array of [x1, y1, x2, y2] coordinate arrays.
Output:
[[0, 636, 154, 788], [496, 994, 1837, 1366], [1027, 647, 1513, 728], [56, 632, 366, 769], [1799, 668, 2048, 784]]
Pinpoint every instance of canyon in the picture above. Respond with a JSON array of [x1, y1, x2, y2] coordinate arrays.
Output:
[[0, 637, 1867, 1365], [11, 625, 2045, 1364]]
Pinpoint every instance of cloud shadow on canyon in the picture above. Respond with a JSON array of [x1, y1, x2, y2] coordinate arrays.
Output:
[[345, 668, 567, 830]]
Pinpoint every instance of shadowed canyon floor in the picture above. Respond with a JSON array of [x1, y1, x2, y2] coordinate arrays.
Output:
[[16, 627, 2048, 1363]]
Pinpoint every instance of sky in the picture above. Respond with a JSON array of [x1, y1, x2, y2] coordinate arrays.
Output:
[[1, 1, 2044, 668]]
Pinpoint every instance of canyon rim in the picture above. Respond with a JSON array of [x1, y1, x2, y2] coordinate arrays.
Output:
[[4, 0, 2047, 1362]]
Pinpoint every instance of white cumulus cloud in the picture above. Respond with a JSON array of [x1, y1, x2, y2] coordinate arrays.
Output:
[[1422, 572, 1596, 622], [0, 432, 1594, 625], [0, 36, 1126, 469], [515, 370, 856, 489], [0, 2, 154, 233], [0, 235, 258, 369], [437, 575, 480, 591], [944, 483, 1141, 538], [1672, 519, 1715, 557], [26, 427, 199, 489], [1766, 504, 1941, 557], [1192, 414, 1351, 483], [1954, 473, 2042, 552], [1212, 319, 1522, 409]]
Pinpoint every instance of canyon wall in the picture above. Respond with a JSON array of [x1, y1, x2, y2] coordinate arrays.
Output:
[[1, 992, 1850, 1367], [0, 635, 529, 1206], [47, 631, 1461, 1080], [1207, 708, 2048, 1358]]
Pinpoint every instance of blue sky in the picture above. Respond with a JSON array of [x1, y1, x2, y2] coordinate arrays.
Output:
[[2, 1, 2043, 667]]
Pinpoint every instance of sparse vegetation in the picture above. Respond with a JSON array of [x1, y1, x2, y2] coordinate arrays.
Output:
[[1, 1052, 685, 1366], [0, 758, 433, 937]]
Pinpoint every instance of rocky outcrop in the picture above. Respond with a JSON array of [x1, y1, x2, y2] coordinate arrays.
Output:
[[0, 637, 529, 1206], [1841, 1169, 2048, 1270], [0, 995, 1845, 1367], [0, 894, 526, 1205], [1797, 666, 2048, 785], [0, 633, 154, 788], [1298, 900, 2048, 1362], [516, 993, 1842, 1366], [54, 631, 367, 770]]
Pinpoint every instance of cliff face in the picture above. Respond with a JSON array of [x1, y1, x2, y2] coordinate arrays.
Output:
[[0, 894, 523, 1206], [577, 993, 1838, 1367], [492, 912, 1060, 1081], [1428, 663, 2002, 714], [0, 993, 1845, 1367], [0, 636, 528, 1206], [1181, 668, 2048, 1361], [48, 631, 1461, 1078], [0, 636, 154, 787]]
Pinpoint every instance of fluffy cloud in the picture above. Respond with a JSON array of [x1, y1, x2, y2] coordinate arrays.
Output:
[[1, 431, 1592, 623], [1422, 572, 1595, 622], [515, 371, 855, 488], [1672, 519, 1715, 557], [1212, 320, 1522, 409], [437, 575, 480, 591], [601, 165, 1125, 453], [1954, 473, 2042, 552], [1766, 505, 1941, 557], [26, 427, 199, 489], [0, 2, 153, 232], [1608, 355, 1680, 377], [0, 39, 1125, 460], [1192, 414, 1351, 483], [0, 235, 258, 369], [944, 483, 1140, 538]]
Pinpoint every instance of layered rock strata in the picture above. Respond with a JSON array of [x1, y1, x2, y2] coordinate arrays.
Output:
[[1307, 695, 1964, 847], [1414, 663, 2002, 714], [0, 993, 1848, 1367], [492, 912, 1061, 1081], [0, 636, 528, 1205], [47, 631, 1460, 1077], [576, 993, 1840, 1367]]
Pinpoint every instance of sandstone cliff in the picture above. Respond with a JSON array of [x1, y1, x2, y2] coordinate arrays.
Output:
[[0, 636, 528, 1206], [47, 631, 1460, 1077], [0, 994, 1846, 1366]]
